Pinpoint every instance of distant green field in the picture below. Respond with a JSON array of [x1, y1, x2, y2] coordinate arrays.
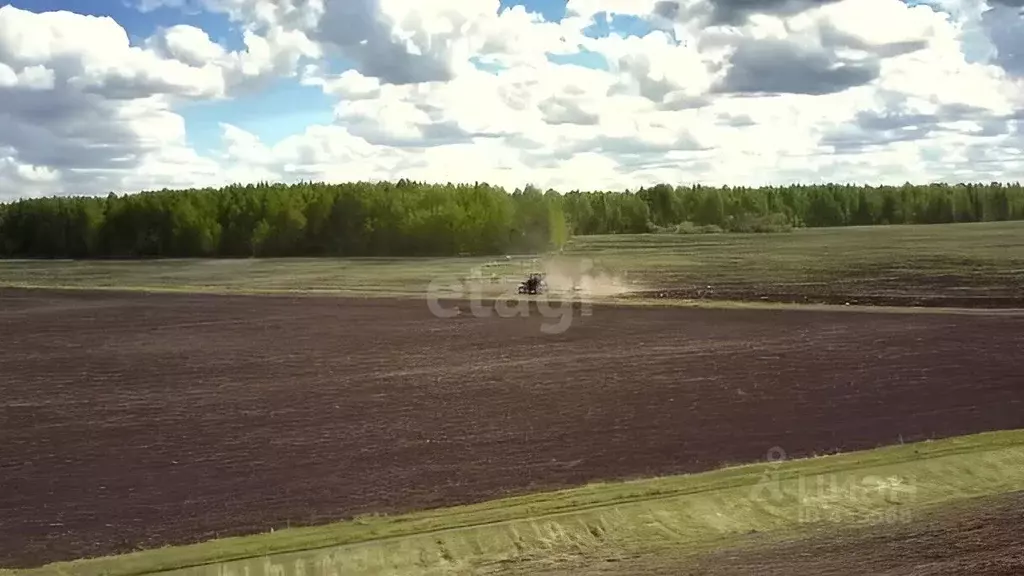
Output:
[[564, 221, 1024, 307], [566, 220, 1024, 286], [13, 430, 1024, 576], [1, 221, 1021, 308]]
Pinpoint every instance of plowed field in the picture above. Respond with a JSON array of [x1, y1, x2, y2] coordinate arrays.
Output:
[[2, 288, 1023, 568]]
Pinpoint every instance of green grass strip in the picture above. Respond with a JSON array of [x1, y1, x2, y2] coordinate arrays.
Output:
[[12, 429, 1024, 576]]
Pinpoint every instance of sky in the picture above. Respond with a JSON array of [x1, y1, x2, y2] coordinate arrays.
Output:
[[1, 0, 1024, 199]]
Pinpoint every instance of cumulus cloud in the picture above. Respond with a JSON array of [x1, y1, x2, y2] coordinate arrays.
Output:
[[981, 2, 1024, 75], [0, 3, 326, 196], [142, 0, 585, 85], [706, 0, 843, 25], [2, 0, 1024, 199], [716, 39, 881, 95], [0, 150, 62, 200], [312, 0, 461, 84], [0, 8, 228, 100], [0, 8, 207, 180]]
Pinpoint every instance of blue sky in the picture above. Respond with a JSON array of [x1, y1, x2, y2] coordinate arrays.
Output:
[[7, 0, 657, 153]]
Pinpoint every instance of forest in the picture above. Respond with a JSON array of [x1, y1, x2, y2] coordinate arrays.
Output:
[[1, 180, 1023, 258]]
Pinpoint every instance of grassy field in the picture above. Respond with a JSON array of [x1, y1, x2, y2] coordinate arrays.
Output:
[[11, 430, 1024, 576], [565, 221, 1024, 295], [1, 221, 1022, 309]]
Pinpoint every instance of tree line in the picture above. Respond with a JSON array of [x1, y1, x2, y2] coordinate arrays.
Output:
[[0, 181, 567, 258], [563, 182, 1024, 235], [1, 180, 1023, 258]]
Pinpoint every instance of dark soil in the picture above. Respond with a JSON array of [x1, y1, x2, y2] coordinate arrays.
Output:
[[630, 277, 1024, 308], [623, 255, 1024, 309], [2, 288, 1023, 568]]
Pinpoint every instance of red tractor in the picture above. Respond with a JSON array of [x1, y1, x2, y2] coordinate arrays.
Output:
[[517, 273, 547, 295]]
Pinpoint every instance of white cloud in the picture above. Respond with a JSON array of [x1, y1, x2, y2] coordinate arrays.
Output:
[[981, 1, 1024, 75], [0, 63, 55, 90], [301, 67, 382, 99], [565, 0, 662, 19], [155, 24, 229, 67], [2, 0, 1024, 200], [0, 150, 62, 200], [593, 31, 722, 107]]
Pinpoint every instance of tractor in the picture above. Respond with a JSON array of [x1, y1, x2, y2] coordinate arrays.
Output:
[[517, 273, 547, 295]]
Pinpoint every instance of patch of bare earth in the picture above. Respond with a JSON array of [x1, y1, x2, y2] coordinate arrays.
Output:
[[1, 288, 1023, 568]]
